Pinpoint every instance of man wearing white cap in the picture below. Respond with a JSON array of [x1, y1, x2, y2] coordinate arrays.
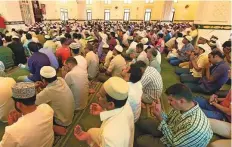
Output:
[[0, 82, 54, 146], [7, 35, 27, 66], [175, 44, 209, 83], [63, 57, 89, 111], [101, 43, 113, 69], [136, 43, 149, 66], [122, 29, 129, 47], [74, 77, 134, 147], [197, 36, 212, 54], [169, 35, 194, 66], [43, 35, 57, 53], [36, 66, 75, 135], [85, 43, 99, 80], [70, 42, 88, 71], [107, 45, 126, 77]]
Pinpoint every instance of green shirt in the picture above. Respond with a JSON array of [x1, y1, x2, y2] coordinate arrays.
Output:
[[158, 103, 213, 147], [0, 46, 14, 69]]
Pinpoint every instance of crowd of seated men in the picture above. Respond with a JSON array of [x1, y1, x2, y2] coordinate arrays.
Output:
[[0, 20, 230, 147]]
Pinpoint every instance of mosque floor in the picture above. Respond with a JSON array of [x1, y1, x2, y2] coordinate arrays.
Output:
[[2, 54, 230, 147]]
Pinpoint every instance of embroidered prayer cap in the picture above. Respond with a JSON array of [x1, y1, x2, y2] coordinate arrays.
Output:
[[12, 36, 19, 39], [103, 77, 129, 100], [197, 44, 206, 51], [115, 45, 123, 53], [128, 36, 134, 41], [12, 82, 36, 99], [40, 66, 56, 78]]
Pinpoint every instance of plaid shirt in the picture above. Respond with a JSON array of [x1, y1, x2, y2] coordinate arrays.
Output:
[[141, 66, 163, 101], [158, 103, 213, 147]]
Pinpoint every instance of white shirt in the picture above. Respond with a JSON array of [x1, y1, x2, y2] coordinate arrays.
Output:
[[104, 51, 113, 69], [74, 55, 88, 71], [86, 51, 99, 79], [65, 66, 89, 110], [100, 103, 134, 147], [122, 33, 129, 46], [107, 54, 126, 77], [36, 78, 75, 126], [137, 51, 149, 65], [0, 78, 16, 123], [127, 81, 143, 122], [99, 32, 108, 44], [127, 41, 137, 53], [0, 104, 54, 147], [156, 50, 161, 65]]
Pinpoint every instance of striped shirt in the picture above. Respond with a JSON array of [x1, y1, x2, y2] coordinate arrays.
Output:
[[158, 103, 213, 147], [141, 66, 163, 101]]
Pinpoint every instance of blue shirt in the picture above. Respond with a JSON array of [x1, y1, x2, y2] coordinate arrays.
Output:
[[178, 43, 194, 61], [200, 61, 230, 93], [23, 39, 33, 57], [27, 52, 50, 82], [39, 48, 59, 69]]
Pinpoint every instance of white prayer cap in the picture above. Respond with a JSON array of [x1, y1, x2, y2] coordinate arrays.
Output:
[[12, 36, 19, 39], [122, 28, 126, 32], [102, 43, 109, 48], [69, 42, 81, 49], [128, 36, 133, 41], [45, 35, 51, 39], [197, 44, 207, 51], [40, 66, 56, 78], [200, 35, 210, 41], [103, 77, 129, 100], [110, 28, 114, 33], [184, 35, 193, 42], [141, 38, 149, 45], [115, 34, 118, 38], [115, 45, 123, 52]]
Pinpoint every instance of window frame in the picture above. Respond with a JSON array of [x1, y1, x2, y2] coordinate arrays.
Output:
[[104, 9, 110, 21], [144, 9, 152, 22], [86, 9, 92, 21], [123, 9, 130, 21]]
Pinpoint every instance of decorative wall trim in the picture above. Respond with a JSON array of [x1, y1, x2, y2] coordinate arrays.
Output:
[[5, 21, 25, 25], [173, 20, 194, 22], [196, 24, 232, 30]]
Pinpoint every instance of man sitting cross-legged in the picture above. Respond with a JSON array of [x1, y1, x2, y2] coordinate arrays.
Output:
[[35, 66, 75, 135], [136, 83, 213, 147], [184, 50, 230, 94], [74, 77, 134, 147], [175, 44, 209, 83]]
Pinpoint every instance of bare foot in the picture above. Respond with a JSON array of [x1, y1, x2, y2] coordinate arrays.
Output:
[[74, 125, 90, 141], [53, 125, 67, 136]]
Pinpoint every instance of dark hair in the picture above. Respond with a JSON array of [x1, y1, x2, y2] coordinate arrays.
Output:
[[194, 24, 198, 29], [136, 43, 144, 50], [73, 33, 78, 39], [13, 95, 36, 106], [37, 43, 43, 49], [106, 93, 127, 108], [76, 33, 82, 39], [222, 41, 231, 48], [72, 49, 80, 54], [28, 42, 39, 52], [110, 32, 115, 38], [5, 36, 12, 42], [60, 37, 67, 45], [165, 83, 193, 102], [209, 50, 224, 59], [66, 57, 78, 65], [41, 75, 57, 83], [150, 48, 158, 57], [26, 33, 32, 40], [129, 63, 143, 83], [177, 32, 183, 37], [158, 33, 164, 38], [65, 33, 71, 39], [0, 39, 3, 46], [135, 60, 147, 68]]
